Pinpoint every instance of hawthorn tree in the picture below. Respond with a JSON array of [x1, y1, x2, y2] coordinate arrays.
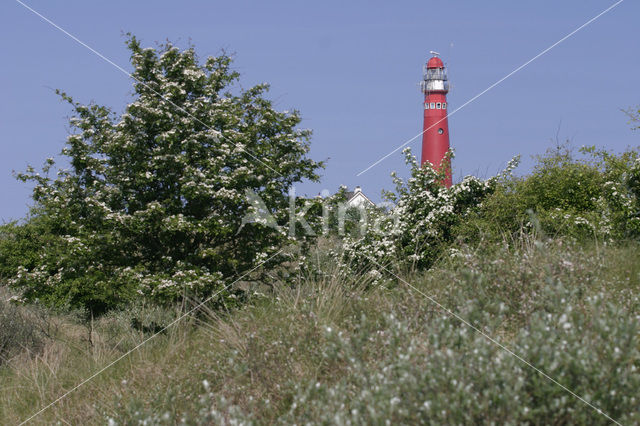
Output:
[[11, 36, 323, 314], [339, 149, 519, 278]]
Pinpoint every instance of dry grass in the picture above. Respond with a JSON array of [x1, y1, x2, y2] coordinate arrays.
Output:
[[0, 302, 191, 424], [1, 239, 639, 424]]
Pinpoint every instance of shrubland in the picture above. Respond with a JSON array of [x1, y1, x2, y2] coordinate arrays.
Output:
[[1, 237, 638, 424], [457, 144, 640, 243], [1, 36, 639, 424]]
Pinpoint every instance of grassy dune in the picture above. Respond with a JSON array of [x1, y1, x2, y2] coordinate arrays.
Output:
[[1, 238, 639, 424]]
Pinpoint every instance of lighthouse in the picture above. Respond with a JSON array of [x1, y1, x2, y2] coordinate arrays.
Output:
[[420, 51, 452, 187]]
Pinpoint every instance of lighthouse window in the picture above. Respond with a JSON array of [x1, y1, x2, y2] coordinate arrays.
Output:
[[438, 128, 444, 135], [436, 103, 442, 109], [424, 103, 429, 110], [430, 102, 435, 109], [442, 102, 447, 109]]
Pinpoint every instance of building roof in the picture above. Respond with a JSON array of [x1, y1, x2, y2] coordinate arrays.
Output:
[[346, 186, 375, 208]]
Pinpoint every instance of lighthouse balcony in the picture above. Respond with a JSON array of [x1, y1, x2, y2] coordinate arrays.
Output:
[[420, 80, 449, 93]]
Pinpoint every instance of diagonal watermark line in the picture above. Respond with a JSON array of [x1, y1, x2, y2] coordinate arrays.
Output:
[[356, 0, 625, 177], [14, 0, 281, 177], [18, 249, 283, 425], [364, 255, 621, 425]]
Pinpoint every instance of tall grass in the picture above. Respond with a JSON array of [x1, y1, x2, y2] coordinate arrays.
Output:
[[1, 238, 639, 424], [0, 301, 186, 424]]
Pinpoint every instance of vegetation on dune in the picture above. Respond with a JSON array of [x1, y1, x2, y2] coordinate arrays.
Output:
[[0, 287, 45, 367], [339, 149, 519, 277], [1, 239, 638, 424], [0, 36, 639, 424], [337, 143, 639, 285], [458, 144, 640, 243]]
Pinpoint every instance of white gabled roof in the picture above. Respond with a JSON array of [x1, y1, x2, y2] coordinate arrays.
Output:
[[346, 186, 375, 208]]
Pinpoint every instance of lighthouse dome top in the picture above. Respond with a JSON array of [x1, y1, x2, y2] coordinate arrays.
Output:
[[426, 56, 444, 69]]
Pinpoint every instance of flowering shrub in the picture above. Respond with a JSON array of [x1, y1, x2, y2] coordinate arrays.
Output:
[[458, 145, 640, 243], [339, 148, 519, 275], [7, 36, 322, 315]]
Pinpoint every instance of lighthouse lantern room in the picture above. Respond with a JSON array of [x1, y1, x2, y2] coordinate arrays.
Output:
[[420, 51, 452, 187]]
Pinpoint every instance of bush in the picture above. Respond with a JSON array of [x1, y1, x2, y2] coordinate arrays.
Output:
[[339, 148, 519, 276], [8, 35, 322, 315], [458, 145, 640, 244], [0, 218, 60, 280]]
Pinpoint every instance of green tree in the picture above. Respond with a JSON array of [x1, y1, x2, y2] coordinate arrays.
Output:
[[10, 36, 323, 315]]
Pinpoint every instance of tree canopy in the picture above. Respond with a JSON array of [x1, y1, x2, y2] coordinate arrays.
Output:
[[9, 36, 323, 314]]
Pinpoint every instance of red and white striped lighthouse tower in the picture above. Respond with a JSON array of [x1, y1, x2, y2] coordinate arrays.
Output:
[[420, 51, 452, 187]]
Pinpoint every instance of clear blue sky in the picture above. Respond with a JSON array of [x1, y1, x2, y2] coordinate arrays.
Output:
[[1, 0, 638, 222]]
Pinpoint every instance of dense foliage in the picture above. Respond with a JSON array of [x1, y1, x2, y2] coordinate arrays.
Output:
[[3, 36, 322, 315], [339, 149, 519, 276], [338, 144, 640, 283], [457, 145, 640, 243]]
